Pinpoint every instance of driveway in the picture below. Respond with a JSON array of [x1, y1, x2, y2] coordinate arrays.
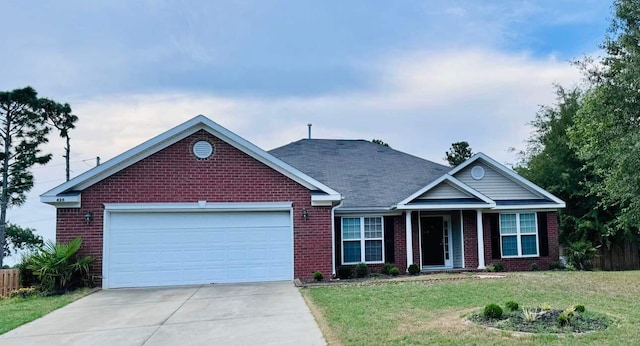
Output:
[[0, 282, 325, 346]]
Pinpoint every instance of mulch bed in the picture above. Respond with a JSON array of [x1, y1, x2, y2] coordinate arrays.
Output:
[[469, 309, 610, 334]]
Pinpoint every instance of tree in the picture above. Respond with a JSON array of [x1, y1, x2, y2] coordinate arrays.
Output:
[[41, 99, 78, 181], [3, 223, 43, 257], [569, 0, 640, 235], [444, 141, 473, 166], [371, 139, 390, 147], [515, 86, 615, 245], [0, 87, 56, 267]]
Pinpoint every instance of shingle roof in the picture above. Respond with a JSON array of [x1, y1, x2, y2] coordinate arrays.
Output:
[[269, 139, 449, 209]]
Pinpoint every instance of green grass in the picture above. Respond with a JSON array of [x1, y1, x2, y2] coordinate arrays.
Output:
[[302, 271, 640, 345], [0, 288, 93, 334]]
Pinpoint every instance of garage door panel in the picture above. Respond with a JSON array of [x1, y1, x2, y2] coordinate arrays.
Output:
[[106, 210, 293, 288]]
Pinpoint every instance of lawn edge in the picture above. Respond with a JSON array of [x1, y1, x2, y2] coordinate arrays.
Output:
[[300, 288, 343, 346]]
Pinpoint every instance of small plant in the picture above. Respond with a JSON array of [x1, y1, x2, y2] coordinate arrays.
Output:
[[522, 308, 538, 322], [9, 287, 38, 299], [539, 302, 552, 311], [574, 304, 586, 313], [565, 240, 598, 270], [558, 311, 574, 326], [530, 263, 539, 271], [355, 262, 368, 278], [389, 267, 400, 276], [486, 261, 504, 272], [407, 264, 420, 275], [337, 265, 353, 280], [505, 301, 519, 311], [549, 261, 565, 270], [313, 271, 323, 281], [482, 303, 503, 319], [381, 262, 395, 275]]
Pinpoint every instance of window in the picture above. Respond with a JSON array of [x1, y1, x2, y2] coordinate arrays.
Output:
[[342, 217, 384, 264], [499, 213, 538, 257]]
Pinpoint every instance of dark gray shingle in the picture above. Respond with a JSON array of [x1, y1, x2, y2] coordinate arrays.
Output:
[[269, 139, 449, 208]]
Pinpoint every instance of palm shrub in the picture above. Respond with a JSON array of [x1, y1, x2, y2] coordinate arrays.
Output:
[[565, 240, 598, 270], [27, 237, 94, 294]]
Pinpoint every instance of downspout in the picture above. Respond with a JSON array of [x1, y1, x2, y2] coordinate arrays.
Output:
[[331, 199, 344, 277]]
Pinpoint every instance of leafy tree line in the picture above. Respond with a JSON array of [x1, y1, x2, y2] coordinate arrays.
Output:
[[0, 87, 77, 267], [516, 0, 640, 256]]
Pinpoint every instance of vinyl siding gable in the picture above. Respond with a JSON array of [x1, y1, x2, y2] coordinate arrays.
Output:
[[454, 161, 541, 200], [418, 181, 472, 200]]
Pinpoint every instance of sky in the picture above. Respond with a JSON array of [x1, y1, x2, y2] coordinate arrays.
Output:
[[0, 0, 613, 264]]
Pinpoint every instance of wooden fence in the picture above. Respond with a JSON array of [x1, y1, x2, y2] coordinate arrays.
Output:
[[594, 240, 640, 271], [0, 269, 20, 297]]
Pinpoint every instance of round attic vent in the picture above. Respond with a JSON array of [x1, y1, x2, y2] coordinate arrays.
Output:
[[193, 141, 213, 159], [471, 165, 485, 180]]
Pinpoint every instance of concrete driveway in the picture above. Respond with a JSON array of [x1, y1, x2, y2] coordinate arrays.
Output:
[[0, 282, 325, 346]]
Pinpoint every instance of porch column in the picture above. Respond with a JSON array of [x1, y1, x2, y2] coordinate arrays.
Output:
[[476, 209, 486, 269], [406, 211, 413, 270]]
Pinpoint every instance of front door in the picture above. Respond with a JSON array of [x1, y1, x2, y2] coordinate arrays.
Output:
[[421, 216, 445, 266]]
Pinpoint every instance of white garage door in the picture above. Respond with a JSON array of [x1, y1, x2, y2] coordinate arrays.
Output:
[[105, 210, 293, 288]]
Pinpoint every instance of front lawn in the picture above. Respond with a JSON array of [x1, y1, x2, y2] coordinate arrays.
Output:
[[0, 288, 94, 334], [302, 271, 640, 345]]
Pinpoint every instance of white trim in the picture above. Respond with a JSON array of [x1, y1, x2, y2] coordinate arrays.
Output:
[[41, 115, 341, 205], [102, 208, 110, 289], [396, 203, 493, 210], [460, 210, 465, 269], [331, 200, 344, 276], [397, 174, 495, 207], [40, 194, 81, 208], [340, 216, 385, 265], [102, 201, 293, 212], [476, 209, 486, 269], [491, 204, 565, 210], [406, 211, 413, 270], [448, 153, 566, 207]]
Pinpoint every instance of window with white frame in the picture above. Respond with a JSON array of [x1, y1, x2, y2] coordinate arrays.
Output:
[[500, 213, 538, 257], [342, 217, 384, 264]]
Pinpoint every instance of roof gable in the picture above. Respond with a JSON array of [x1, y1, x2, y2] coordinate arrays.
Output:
[[417, 180, 474, 199], [41, 115, 341, 205], [449, 153, 565, 206]]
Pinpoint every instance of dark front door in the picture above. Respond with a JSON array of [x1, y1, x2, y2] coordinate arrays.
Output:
[[421, 216, 444, 266]]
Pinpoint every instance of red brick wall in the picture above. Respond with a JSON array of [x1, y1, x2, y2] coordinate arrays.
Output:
[[462, 210, 479, 269], [483, 211, 560, 270], [56, 130, 332, 283], [393, 215, 407, 272]]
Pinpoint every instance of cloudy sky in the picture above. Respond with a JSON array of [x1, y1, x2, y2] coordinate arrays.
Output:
[[0, 0, 612, 263]]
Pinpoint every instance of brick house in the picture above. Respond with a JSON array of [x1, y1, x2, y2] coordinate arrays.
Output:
[[41, 115, 564, 288]]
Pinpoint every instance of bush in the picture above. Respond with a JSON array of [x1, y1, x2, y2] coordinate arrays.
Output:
[[9, 287, 38, 299], [530, 263, 539, 271], [337, 265, 353, 280], [558, 311, 574, 326], [574, 304, 586, 313], [482, 303, 503, 319], [389, 267, 400, 276], [407, 264, 420, 275], [313, 271, 323, 281], [505, 301, 519, 311], [565, 240, 598, 270], [355, 263, 368, 278], [17, 253, 38, 288], [381, 262, 395, 275], [27, 237, 94, 294], [486, 261, 504, 272], [549, 261, 565, 270]]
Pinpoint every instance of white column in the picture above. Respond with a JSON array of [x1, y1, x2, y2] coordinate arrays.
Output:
[[476, 209, 486, 269], [406, 211, 413, 270]]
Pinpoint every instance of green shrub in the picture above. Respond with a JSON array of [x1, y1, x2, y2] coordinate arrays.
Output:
[[337, 265, 353, 280], [17, 253, 38, 288], [381, 262, 395, 275], [313, 271, 323, 281], [574, 304, 586, 313], [407, 264, 420, 276], [558, 311, 574, 326], [483, 303, 503, 319], [530, 263, 539, 271], [9, 287, 38, 299], [549, 261, 565, 270], [505, 301, 519, 311], [355, 263, 368, 278], [565, 240, 598, 270], [486, 262, 504, 272], [539, 302, 552, 311], [27, 237, 94, 294], [389, 267, 400, 276]]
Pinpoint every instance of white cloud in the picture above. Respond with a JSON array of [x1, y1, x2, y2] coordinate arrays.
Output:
[[5, 47, 580, 265]]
